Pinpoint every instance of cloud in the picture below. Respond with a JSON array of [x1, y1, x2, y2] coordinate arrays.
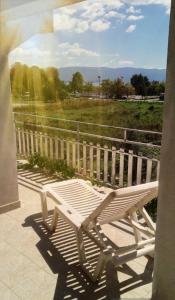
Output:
[[126, 6, 141, 14], [127, 14, 144, 21], [10, 47, 51, 58], [57, 43, 99, 57], [126, 24, 136, 32], [54, 14, 77, 31], [118, 60, 134, 65], [105, 11, 126, 20], [75, 20, 89, 33], [81, 2, 106, 20], [53, 0, 170, 35], [90, 19, 111, 32], [125, 0, 170, 10], [105, 11, 118, 18], [10, 42, 95, 70], [53, 0, 125, 34]]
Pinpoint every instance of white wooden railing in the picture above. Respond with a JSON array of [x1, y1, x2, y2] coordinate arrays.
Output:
[[16, 128, 160, 187]]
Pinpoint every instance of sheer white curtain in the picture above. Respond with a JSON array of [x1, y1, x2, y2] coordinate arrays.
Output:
[[0, 0, 84, 213], [0, 0, 84, 53]]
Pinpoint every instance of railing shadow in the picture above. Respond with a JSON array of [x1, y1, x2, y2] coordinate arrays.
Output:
[[23, 212, 153, 300]]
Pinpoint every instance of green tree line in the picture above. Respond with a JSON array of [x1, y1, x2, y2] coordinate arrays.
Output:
[[10, 63, 165, 101], [131, 74, 165, 97], [10, 62, 68, 101]]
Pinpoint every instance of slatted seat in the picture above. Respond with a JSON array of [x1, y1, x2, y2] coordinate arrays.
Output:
[[41, 179, 158, 282]]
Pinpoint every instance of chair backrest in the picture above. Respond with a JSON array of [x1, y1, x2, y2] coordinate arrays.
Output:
[[83, 181, 158, 226]]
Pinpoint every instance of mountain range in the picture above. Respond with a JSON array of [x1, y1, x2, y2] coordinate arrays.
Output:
[[59, 67, 166, 83]]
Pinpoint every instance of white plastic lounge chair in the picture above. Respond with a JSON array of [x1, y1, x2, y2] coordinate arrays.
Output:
[[41, 179, 158, 282]]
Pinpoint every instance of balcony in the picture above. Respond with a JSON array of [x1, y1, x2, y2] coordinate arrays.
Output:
[[0, 178, 153, 299], [1, 0, 175, 299]]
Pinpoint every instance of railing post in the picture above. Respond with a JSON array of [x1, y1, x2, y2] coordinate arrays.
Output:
[[111, 146, 116, 186], [61, 140, 64, 160], [72, 140, 76, 169], [104, 145, 108, 183], [89, 143, 94, 178], [119, 148, 124, 187], [30, 130, 34, 155], [66, 140, 70, 166], [35, 131, 39, 153], [124, 129, 127, 142], [44, 133, 48, 157], [26, 130, 30, 156], [136, 152, 142, 184], [127, 150, 133, 187], [50, 137, 54, 159], [97, 144, 101, 181], [55, 137, 59, 160], [77, 141, 80, 173], [18, 128, 22, 155], [22, 129, 26, 157], [146, 158, 152, 183], [39, 132, 43, 157], [77, 122, 80, 141], [83, 141, 87, 176]]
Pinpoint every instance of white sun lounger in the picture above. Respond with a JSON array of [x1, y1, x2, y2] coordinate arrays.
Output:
[[41, 179, 158, 281]]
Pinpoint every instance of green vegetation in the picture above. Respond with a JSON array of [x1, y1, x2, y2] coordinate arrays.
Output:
[[13, 99, 163, 132], [131, 74, 165, 97], [18, 153, 75, 179], [11, 63, 165, 102], [70, 72, 84, 94], [146, 198, 158, 222], [101, 78, 135, 98]]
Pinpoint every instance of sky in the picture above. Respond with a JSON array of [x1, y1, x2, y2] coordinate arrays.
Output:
[[9, 0, 170, 69]]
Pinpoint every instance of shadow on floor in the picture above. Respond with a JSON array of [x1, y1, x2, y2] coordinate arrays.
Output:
[[23, 212, 153, 300]]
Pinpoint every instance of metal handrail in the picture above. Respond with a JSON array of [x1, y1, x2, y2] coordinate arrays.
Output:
[[13, 112, 162, 135], [14, 119, 162, 149]]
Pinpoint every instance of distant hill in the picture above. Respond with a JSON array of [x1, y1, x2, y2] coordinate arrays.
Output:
[[59, 67, 166, 83]]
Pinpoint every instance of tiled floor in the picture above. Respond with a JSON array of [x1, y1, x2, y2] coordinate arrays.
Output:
[[0, 183, 153, 300]]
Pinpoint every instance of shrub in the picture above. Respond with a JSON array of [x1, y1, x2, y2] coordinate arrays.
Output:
[[145, 198, 158, 221], [23, 153, 75, 179]]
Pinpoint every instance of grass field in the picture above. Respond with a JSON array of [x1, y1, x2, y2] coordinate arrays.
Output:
[[13, 98, 163, 132], [13, 98, 163, 158]]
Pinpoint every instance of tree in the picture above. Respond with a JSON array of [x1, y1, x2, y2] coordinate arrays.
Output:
[[147, 81, 165, 96], [10, 62, 27, 98], [58, 80, 69, 100], [70, 72, 84, 94], [125, 83, 135, 97], [44, 67, 60, 101], [83, 82, 93, 96], [131, 74, 150, 97], [10, 63, 70, 102], [101, 79, 113, 98], [112, 78, 126, 99]]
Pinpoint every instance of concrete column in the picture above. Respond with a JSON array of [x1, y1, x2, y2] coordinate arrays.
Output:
[[0, 49, 20, 213], [152, 1, 175, 299]]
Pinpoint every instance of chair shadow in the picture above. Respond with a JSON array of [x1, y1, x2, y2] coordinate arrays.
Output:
[[23, 212, 153, 300]]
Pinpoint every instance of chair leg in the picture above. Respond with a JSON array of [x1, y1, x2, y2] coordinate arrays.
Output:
[[139, 207, 156, 232], [76, 229, 108, 282], [41, 192, 59, 232], [50, 209, 59, 232], [76, 229, 86, 264], [93, 252, 108, 282], [129, 212, 142, 244], [41, 192, 48, 221]]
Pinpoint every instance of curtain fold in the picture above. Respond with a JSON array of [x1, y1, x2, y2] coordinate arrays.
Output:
[[0, 0, 84, 53], [0, 0, 84, 20]]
